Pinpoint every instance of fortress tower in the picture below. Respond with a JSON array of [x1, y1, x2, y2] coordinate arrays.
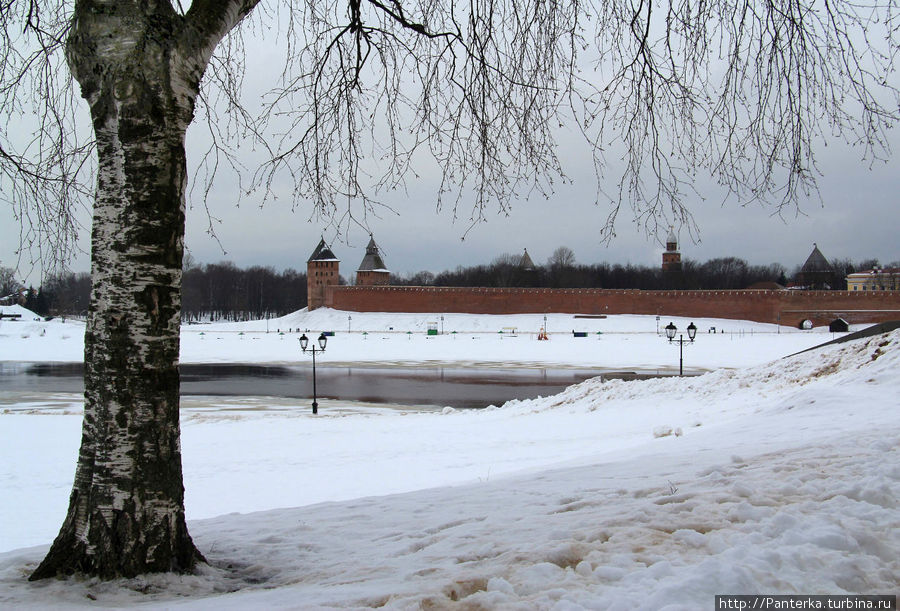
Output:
[[518, 248, 538, 286], [307, 238, 340, 310], [662, 227, 682, 272], [798, 243, 833, 290], [519, 248, 535, 271], [355, 235, 390, 286]]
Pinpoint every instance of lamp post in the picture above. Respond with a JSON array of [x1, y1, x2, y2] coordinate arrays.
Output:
[[299, 332, 328, 414], [664, 321, 697, 376]]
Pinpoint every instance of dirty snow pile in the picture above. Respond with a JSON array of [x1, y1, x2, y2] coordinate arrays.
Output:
[[0, 329, 898, 609]]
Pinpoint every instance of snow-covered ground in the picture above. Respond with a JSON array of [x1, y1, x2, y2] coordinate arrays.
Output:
[[0, 306, 897, 609], [1, 304, 841, 370]]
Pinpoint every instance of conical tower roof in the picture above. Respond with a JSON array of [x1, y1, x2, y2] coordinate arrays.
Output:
[[801, 243, 832, 273], [357, 235, 389, 272], [519, 248, 535, 271], [308, 238, 339, 262]]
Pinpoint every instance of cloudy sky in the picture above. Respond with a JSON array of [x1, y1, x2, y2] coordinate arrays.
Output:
[[2, 8, 898, 284], [5, 123, 893, 285], [172, 130, 899, 278]]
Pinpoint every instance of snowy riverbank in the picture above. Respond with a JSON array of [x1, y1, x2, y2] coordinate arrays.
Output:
[[2, 305, 837, 370], [0, 307, 897, 608]]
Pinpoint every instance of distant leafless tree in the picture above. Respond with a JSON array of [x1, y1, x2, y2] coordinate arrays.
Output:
[[393, 270, 436, 286], [2, 0, 897, 581], [548, 247, 576, 269], [0, 266, 23, 301], [699, 257, 749, 289], [486, 253, 520, 287], [546, 246, 576, 286], [43, 270, 92, 315]]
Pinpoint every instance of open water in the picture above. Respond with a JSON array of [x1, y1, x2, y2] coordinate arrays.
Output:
[[0, 362, 659, 409]]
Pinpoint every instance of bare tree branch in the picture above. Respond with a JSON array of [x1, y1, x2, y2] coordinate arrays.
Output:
[[4, 0, 900, 263], [1, 0, 91, 273]]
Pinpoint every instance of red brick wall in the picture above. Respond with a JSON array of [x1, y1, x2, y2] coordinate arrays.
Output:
[[325, 286, 900, 326]]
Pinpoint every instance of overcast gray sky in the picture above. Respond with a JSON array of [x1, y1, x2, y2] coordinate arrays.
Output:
[[172, 129, 899, 278], [3, 122, 897, 284], [2, 8, 898, 285]]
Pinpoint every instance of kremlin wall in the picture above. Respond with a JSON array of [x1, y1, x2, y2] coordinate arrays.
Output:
[[309, 237, 900, 328], [323, 285, 900, 327]]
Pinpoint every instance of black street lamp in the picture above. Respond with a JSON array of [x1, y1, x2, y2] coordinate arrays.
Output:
[[299, 332, 328, 414], [664, 322, 697, 376]]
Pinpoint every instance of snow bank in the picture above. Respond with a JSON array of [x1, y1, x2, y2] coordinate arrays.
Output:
[[2, 308, 833, 370], [0, 305, 40, 319], [0, 330, 897, 608], [0, 306, 82, 362]]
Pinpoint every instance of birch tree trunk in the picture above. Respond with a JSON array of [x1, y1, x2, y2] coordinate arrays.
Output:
[[31, 0, 258, 580]]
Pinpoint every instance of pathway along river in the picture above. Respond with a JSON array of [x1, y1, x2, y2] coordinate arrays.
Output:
[[0, 363, 663, 410]]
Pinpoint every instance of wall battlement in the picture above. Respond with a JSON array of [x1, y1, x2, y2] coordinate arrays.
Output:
[[325, 285, 900, 327]]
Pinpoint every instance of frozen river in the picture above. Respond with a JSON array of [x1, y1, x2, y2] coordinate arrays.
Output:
[[0, 362, 661, 409]]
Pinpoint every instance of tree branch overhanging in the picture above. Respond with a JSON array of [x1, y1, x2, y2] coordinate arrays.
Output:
[[4, 0, 900, 265]]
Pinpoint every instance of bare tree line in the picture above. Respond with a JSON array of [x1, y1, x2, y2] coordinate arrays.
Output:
[[181, 261, 308, 322], [3, 260, 311, 319], [413, 256, 788, 290], [0, 268, 90, 316], [394, 251, 896, 292]]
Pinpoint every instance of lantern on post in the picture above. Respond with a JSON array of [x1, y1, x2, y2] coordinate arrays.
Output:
[[299, 332, 328, 414], [663, 322, 697, 376]]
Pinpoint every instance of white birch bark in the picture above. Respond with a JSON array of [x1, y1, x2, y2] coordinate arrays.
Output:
[[32, 0, 259, 579]]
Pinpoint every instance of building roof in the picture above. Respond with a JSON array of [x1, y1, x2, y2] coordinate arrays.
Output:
[[666, 227, 678, 246], [847, 267, 900, 277], [801, 243, 832, 273], [308, 238, 340, 263], [356, 235, 389, 273], [519, 249, 535, 271]]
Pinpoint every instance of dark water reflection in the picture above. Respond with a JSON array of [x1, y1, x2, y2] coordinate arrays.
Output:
[[0, 362, 653, 409]]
